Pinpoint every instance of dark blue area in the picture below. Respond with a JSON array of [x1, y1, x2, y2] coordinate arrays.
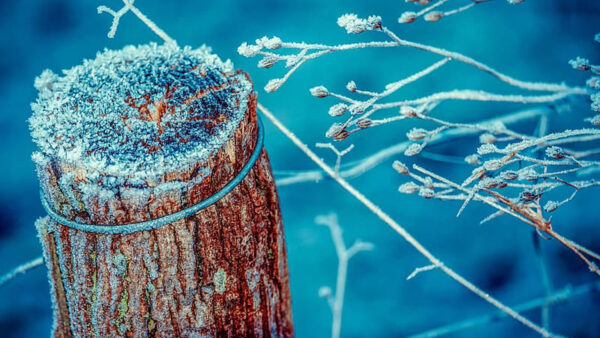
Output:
[[0, 1, 599, 337]]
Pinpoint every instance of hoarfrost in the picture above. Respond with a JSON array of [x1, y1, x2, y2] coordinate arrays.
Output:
[[30, 43, 252, 184]]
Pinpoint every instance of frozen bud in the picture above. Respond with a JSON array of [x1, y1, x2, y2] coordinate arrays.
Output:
[[406, 128, 428, 141], [519, 191, 537, 202], [507, 0, 525, 3], [483, 159, 503, 171], [569, 57, 591, 71], [479, 177, 504, 189], [346, 80, 357, 92], [337, 13, 369, 34], [424, 11, 443, 22], [545, 146, 565, 159], [258, 55, 279, 68], [465, 154, 481, 165], [392, 160, 409, 174], [479, 133, 497, 144], [477, 144, 498, 155], [259, 36, 282, 49], [399, 181, 420, 194], [404, 143, 423, 156], [310, 86, 329, 98], [356, 118, 372, 129], [237, 42, 261, 57], [348, 103, 366, 115], [518, 168, 538, 181], [592, 92, 600, 112], [588, 114, 600, 126], [398, 11, 417, 24], [419, 187, 435, 199], [586, 77, 600, 89], [367, 15, 382, 30], [501, 170, 518, 181], [328, 103, 348, 117], [318, 286, 332, 298], [423, 177, 433, 189], [326, 123, 345, 139], [264, 78, 283, 92], [400, 106, 417, 117], [544, 200, 559, 213], [333, 130, 350, 141]]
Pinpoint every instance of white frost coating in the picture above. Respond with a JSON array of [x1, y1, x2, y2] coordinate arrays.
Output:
[[30, 43, 253, 183]]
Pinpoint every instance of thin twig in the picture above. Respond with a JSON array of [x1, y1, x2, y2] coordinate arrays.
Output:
[[407, 281, 600, 338], [0, 256, 44, 288], [316, 213, 373, 338], [275, 107, 551, 186], [258, 102, 553, 337]]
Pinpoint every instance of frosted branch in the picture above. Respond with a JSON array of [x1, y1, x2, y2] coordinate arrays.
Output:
[[315, 213, 373, 338], [274, 107, 552, 186], [258, 102, 554, 337], [0, 256, 44, 288], [406, 264, 438, 280], [98, 0, 176, 45], [407, 281, 600, 338]]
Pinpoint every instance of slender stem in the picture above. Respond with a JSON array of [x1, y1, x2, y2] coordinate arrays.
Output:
[[0, 256, 44, 288], [275, 107, 551, 186], [381, 27, 585, 93], [373, 89, 578, 110], [258, 102, 553, 337], [407, 281, 600, 338], [332, 256, 348, 338], [125, 1, 176, 45]]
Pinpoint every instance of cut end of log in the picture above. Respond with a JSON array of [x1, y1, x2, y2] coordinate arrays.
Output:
[[30, 43, 252, 182]]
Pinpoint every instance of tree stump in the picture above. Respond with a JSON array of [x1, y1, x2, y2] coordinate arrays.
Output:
[[29, 43, 293, 337]]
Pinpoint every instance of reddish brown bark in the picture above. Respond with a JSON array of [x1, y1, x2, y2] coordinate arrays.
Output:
[[35, 81, 293, 337]]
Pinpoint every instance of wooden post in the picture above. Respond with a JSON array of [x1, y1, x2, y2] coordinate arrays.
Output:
[[30, 44, 293, 337]]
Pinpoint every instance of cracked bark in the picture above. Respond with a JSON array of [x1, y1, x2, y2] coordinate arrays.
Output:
[[35, 80, 293, 337]]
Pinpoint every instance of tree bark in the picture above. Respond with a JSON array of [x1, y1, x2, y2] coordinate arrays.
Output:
[[35, 81, 293, 337]]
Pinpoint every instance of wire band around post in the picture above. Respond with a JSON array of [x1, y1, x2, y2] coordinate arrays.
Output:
[[40, 116, 264, 235]]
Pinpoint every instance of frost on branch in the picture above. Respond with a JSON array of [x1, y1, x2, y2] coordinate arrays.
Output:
[[337, 14, 381, 34], [242, 4, 600, 336], [315, 213, 373, 338]]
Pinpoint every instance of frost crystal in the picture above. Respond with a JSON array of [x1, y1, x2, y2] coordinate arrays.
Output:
[[337, 14, 380, 34], [30, 43, 252, 182]]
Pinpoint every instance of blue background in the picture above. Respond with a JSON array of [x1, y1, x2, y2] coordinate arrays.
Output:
[[0, 0, 599, 337]]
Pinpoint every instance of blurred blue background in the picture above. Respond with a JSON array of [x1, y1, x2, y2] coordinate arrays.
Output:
[[1, 0, 599, 337]]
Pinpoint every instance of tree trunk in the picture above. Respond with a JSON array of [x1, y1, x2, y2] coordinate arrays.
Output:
[[31, 46, 293, 337]]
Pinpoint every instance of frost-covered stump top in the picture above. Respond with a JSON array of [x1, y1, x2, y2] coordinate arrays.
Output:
[[31, 43, 252, 180], [30, 43, 255, 225]]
